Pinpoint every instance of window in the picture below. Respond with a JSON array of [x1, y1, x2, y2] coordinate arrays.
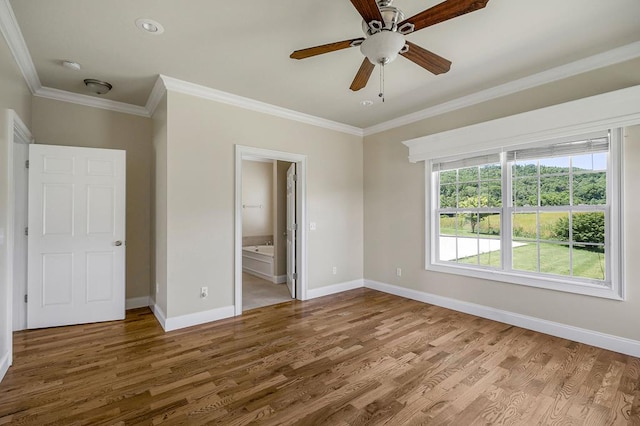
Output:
[[430, 130, 623, 299]]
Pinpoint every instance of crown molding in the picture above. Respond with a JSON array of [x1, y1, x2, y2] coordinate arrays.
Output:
[[159, 75, 364, 137], [145, 75, 167, 116], [0, 0, 41, 93], [364, 41, 640, 136], [34, 86, 150, 117]]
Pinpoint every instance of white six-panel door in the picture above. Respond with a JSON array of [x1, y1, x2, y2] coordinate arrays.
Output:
[[27, 144, 126, 329]]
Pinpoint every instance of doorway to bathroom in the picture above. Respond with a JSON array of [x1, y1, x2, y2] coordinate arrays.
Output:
[[234, 146, 307, 314]]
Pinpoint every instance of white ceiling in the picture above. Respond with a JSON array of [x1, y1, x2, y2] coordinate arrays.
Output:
[[8, 0, 640, 128]]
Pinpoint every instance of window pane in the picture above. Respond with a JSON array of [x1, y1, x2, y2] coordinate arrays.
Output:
[[479, 163, 501, 180], [458, 166, 478, 182], [540, 175, 569, 206], [457, 212, 479, 235], [541, 211, 568, 242], [571, 212, 605, 245], [573, 172, 606, 205], [512, 242, 537, 272], [573, 152, 607, 172], [457, 238, 478, 264], [438, 236, 457, 262], [478, 213, 501, 238], [572, 248, 606, 281], [513, 178, 538, 207], [439, 184, 457, 208], [478, 238, 501, 267], [513, 213, 537, 240], [440, 170, 457, 184], [540, 156, 570, 174], [439, 214, 457, 236], [512, 160, 537, 177], [480, 181, 502, 207], [540, 243, 570, 276], [458, 183, 479, 207]]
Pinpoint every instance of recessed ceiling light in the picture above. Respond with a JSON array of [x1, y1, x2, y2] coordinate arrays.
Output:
[[84, 79, 113, 95], [360, 100, 373, 107], [61, 60, 81, 71], [135, 18, 164, 34]]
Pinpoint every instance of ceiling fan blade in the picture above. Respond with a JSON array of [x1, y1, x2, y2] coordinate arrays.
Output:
[[350, 58, 375, 91], [399, 0, 489, 33], [401, 41, 451, 75], [350, 0, 383, 23], [290, 38, 364, 60]]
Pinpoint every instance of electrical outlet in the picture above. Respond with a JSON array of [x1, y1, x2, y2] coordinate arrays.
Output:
[[200, 286, 208, 298], [332, 266, 337, 275], [396, 268, 402, 277]]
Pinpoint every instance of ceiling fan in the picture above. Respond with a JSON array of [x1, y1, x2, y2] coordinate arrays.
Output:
[[290, 0, 489, 95]]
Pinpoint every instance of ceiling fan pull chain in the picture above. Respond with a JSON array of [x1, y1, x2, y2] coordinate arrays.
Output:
[[379, 62, 385, 102]]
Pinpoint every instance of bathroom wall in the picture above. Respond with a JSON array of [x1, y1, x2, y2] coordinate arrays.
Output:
[[242, 160, 273, 242]]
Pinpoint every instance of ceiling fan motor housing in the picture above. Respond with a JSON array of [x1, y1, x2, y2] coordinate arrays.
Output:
[[362, 5, 405, 35]]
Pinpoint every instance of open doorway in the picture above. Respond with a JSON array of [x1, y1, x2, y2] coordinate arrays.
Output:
[[234, 146, 307, 315]]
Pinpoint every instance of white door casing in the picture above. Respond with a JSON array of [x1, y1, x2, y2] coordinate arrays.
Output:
[[12, 141, 28, 331], [286, 163, 296, 299], [27, 144, 126, 329]]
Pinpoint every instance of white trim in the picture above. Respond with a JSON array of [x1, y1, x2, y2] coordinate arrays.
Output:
[[34, 87, 150, 118], [365, 41, 640, 136], [364, 279, 640, 357], [0, 351, 9, 383], [151, 303, 167, 330], [403, 85, 640, 163], [125, 296, 151, 310], [145, 76, 167, 117], [162, 305, 235, 332], [273, 274, 286, 284], [3, 110, 32, 380], [242, 267, 272, 282], [306, 279, 364, 299], [160, 75, 363, 136], [0, 0, 41, 93], [235, 145, 308, 315]]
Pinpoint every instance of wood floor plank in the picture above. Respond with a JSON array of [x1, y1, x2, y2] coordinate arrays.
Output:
[[1, 288, 639, 425]]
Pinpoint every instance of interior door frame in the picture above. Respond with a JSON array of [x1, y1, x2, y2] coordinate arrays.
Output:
[[4, 109, 33, 369], [234, 145, 307, 315]]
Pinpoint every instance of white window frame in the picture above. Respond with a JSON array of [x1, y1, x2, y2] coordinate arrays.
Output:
[[427, 129, 624, 300]]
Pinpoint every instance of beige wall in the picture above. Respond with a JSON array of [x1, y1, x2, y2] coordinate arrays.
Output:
[[152, 94, 168, 313], [163, 90, 363, 317], [0, 32, 32, 369], [242, 160, 273, 237], [32, 97, 153, 300], [363, 61, 640, 341]]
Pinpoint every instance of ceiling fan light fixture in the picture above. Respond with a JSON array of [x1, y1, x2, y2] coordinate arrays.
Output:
[[360, 30, 405, 65], [84, 79, 113, 95]]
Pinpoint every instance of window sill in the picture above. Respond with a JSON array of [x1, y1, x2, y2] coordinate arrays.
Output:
[[427, 262, 623, 300]]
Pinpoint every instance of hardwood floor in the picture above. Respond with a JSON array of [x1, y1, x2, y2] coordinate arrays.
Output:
[[1, 288, 639, 425]]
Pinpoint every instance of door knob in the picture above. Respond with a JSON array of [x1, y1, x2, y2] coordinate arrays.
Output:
[[114, 240, 123, 246]]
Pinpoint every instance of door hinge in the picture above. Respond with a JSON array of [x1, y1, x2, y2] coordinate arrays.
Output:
[[25, 160, 29, 168], [24, 294, 28, 303], [292, 273, 298, 280], [24, 227, 28, 236], [292, 223, 297, 231], [292, 174, 297, 181]]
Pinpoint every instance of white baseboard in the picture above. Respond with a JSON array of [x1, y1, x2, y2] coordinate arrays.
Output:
[[0, 351, 10, 384], [126, 296, 151, 310], [273, 275, 286, 284], [151, 303, 167, 330], [243, 267, 272, 282], [162, 305, 235, 332], [307, 279, 364, 300], [364, 279, 640, 358]]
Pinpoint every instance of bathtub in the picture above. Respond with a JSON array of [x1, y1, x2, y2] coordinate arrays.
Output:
[[242, 245, 280, 282]]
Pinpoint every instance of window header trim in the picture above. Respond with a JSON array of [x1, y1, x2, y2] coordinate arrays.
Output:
[[403, 85, 640, 163]]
